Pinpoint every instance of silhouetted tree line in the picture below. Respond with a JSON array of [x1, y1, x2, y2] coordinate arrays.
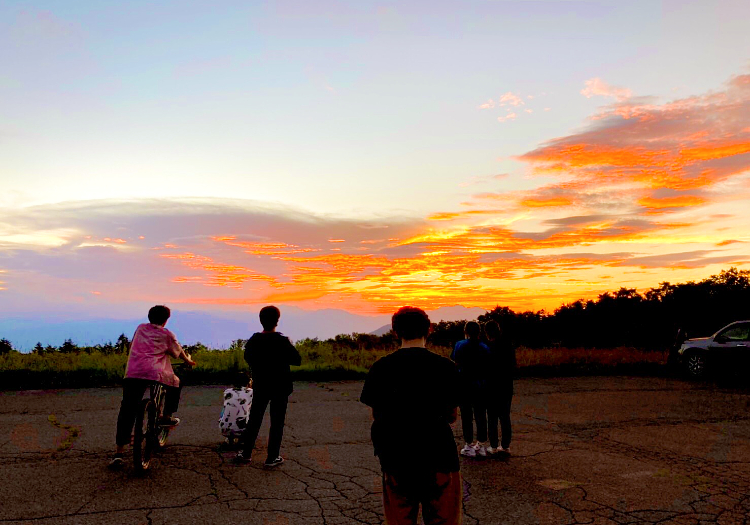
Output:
[[2, 268, 748, 355], [0, 334, 133, 355], [427, 268, 750, 351]]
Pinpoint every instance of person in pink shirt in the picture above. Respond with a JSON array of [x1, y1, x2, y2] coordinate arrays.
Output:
[[109, 305, 196, 469]]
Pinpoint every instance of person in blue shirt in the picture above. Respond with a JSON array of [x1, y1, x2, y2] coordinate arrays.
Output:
[[451, 321, 491, 457]]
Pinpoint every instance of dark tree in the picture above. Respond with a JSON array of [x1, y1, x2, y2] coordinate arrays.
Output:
[[0, 338, 14, 355], [33, 342, 45, 354], [115, 334, 130, 354], [59, 339, 77, 353]]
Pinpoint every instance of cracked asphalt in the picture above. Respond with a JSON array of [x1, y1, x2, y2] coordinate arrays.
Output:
[[1, 376, 750, 525]]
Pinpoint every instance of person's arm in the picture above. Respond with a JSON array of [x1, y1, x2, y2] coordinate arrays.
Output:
[[167, 330, 196, 366], [445, 360, 460, 423], [359, 360, 380, 409], [286, 337, 302, 366], [244, 337, 257, 382]]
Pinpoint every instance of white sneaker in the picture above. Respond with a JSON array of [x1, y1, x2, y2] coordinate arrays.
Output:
[[486, 446, 500, 455], [473, 442, 487, 457], [460, 444, 476, 457]]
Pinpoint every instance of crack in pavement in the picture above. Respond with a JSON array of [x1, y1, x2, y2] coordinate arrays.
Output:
[[3, 378, 750, 524]]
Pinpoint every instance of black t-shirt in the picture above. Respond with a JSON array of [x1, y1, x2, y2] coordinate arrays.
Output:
[[244, 332, 302, 397], [360, 347, 460, 474]]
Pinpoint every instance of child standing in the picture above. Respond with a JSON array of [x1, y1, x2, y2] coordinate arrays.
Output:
[[235, 306, 301, 468], [361, 306, 462, 525], [485, 320, 515, 455], [219, 373, 254, 446], [451, 321, 491, 458]]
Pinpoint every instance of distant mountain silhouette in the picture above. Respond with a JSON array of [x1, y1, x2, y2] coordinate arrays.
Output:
[[369, 306, 485, 336], [1, 305, 486, 351]]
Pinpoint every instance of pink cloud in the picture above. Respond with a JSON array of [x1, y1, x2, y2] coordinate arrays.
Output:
[[499, 91, 524, 107], [581, 78, 633, 102]]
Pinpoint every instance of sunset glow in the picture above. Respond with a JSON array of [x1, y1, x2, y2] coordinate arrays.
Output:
[[1, 1, 749, 320]]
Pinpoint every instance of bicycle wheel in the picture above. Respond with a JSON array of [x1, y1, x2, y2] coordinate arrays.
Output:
[[155, 390, 170, 449], [133, 399, 155, 471]]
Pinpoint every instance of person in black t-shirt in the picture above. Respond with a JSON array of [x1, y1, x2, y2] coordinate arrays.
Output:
[[361, 306, 462, 525], [235, 305, 301, 467], [484, 320, 515, 454]]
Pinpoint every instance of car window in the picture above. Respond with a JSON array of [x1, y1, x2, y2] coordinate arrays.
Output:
[[718, 324, 750, 341]]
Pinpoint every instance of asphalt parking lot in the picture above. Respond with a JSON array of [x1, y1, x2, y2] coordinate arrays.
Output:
[[1, 376, 749, 524]]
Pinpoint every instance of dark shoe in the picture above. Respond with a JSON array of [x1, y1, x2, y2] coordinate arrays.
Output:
[[264, 456, 284, 468], [158, 416, 180, 427], [234, 451, 251, 465], [108, 453, 125, 470]]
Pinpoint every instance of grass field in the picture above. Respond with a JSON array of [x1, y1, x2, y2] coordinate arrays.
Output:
[[0, 341, 669, 390]]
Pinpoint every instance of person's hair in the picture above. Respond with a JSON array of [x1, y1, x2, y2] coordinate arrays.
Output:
[[484, 320, 500, 341], [148, 305, 171, 325], [233, 371, 251, 389], [464, 321, 481, 340], [392, 306, 431, 341], [259, 305, 281, 331]]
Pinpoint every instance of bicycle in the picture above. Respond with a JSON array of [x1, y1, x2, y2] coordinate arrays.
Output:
[[133, 362, 187, 472]]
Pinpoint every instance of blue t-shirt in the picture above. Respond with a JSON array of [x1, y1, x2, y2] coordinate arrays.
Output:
[[451, 339, 490, 387]]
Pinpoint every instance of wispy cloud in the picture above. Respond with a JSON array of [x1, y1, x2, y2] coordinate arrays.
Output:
[[580, 77, 633, 101]]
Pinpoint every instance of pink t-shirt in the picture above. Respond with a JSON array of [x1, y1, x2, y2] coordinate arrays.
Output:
[[125, 323, 183, 388]]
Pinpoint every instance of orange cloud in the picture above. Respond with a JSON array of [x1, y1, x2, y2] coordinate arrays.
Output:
[[519, 196, 574, 208], [638, 195, 706, 210], [161, 252, 277, 288]]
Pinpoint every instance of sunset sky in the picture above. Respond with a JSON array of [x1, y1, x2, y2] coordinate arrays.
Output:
[[1, 0, 749, 320]]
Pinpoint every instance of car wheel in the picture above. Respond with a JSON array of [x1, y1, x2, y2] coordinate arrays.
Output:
[[686, 352, 707, 378]]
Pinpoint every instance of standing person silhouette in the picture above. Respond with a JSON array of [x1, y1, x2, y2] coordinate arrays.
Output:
[[235, 306, 301, 468], [484, 320, 515, 455], [361, 306, 462, 525], [451, 321, 491, 458]]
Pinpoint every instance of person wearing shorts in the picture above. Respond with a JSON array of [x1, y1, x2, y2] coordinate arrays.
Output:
[[361, 306, 462, 525]]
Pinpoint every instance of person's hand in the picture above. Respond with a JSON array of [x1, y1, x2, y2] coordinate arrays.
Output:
[[248, 379, 253, 388], [184, 353, 197, 367]]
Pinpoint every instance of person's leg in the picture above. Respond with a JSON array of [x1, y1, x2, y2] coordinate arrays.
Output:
[[459, 402, 474, 444], [499, 394, 513, 450], [163, 385, 182, 416], [382, 472, 421, 525], [474, 396, 488, 444], [266, 395, 289, 461], [239, 391, 270, 457], [421, 471, 463, 525], [115, 379, 149, 453], [486, 396, 499, 450]]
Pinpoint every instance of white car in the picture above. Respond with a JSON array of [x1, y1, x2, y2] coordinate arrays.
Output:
[[678, 320, 750, 378]]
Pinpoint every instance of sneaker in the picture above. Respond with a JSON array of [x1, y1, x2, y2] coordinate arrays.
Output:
[[486, 446, 500, 455], [501, 447, 510, 455], [264, 456, 284, 468], [473, 442, 487, 457], [460, 444, 476, 457], [108, 453, 125, 470], [158, 416, 180, 427], [233, 451, 251, 465]]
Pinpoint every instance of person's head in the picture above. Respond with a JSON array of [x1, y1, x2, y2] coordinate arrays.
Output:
[[392, 306, 431, 342], [259, 305, 281, 331], [464, 321, 481, 340], [148, 305, 171, 326], [233, 371, 251, 389], [484, 320, 500, 341]]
